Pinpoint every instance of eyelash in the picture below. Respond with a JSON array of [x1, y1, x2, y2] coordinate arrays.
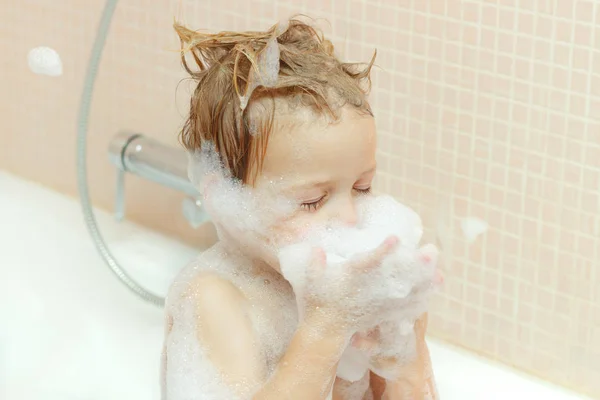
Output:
[[301, 197, 326, 211], [301, 187, 372, 211]]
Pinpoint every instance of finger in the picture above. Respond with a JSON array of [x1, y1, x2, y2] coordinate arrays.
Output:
[[353, 235, 399, 272], [418, 244, 439, 266]]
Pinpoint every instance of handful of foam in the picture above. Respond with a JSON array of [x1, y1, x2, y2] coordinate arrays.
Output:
[[278, 195, 439, 382]]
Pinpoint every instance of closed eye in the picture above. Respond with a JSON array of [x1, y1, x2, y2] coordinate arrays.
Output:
[[301, 195, 326, 211], [300, 185, 372, 212], [354, 187, 372, 195]]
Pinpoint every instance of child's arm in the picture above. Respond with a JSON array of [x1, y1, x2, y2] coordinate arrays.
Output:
[[258, 314, 348, 399], [383, 315, 438, 399], [190, 273, 348, 400], [365, 315, 438, 400]]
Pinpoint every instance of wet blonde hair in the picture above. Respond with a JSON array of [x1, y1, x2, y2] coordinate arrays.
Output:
[[175, 17, 375, 184]]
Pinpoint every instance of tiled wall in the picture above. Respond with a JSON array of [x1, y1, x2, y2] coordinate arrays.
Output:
[[2, 0, 599, 397]]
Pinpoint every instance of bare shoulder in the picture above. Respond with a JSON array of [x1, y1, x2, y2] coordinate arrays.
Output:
[[187, 270, 267, 384], [169, 246, 249, 315], [163, 254, 268, 395], [181, 270, 252, 336], [188, 271, 247, 308]]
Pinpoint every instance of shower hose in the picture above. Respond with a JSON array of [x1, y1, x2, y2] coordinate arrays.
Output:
[[76, 0, 164, 306]]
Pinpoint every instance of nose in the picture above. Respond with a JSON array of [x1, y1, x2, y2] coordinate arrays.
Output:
[[335, 197, 358, 226]]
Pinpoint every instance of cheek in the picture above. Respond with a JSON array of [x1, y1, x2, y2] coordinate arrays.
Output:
[[267, 223, 303, 248], [268, 214, 323, 247]]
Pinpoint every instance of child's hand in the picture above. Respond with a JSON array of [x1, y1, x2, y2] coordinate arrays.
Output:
[[354, 314, 438, 399], [350, 323, 405, 374], [300, 236, 400, 333], [349, 260, 443, 375], [348, 251, 443, 398]]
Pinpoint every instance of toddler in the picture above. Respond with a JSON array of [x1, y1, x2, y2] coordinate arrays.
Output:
[[161, 17, 439, 400]]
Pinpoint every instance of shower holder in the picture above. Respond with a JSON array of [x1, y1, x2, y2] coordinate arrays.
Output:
[[107, 131, 208, 227]]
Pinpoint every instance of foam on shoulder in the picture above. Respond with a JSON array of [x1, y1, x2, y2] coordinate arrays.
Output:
[[163, 248, 298, 400]]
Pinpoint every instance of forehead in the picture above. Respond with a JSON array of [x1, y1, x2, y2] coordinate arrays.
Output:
[[260, 107, 377, 180]]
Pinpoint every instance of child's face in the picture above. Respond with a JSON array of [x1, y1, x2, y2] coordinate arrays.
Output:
[[251, 106, 378, 269]]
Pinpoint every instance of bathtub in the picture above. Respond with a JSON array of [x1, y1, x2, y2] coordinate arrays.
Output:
[[0, 170, 592, 400]]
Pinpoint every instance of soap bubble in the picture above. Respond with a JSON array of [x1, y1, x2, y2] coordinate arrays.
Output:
[[27, 46, 63, 77], [461, 217, 488, 244], [240, 36, 280, 111]]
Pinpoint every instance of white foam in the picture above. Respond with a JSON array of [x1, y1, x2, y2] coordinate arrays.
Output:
[[461, 217, 488, 243], [240, 36, 280, 111], [257, 37, 280, 87], [333, 371, 371, 399], [336, 346, 370, 382], [163, 296, 238, 400], [187, 143, 295, 237], [27, 46, 63, 76], [275, 20, 290, 36], [162, 249, 299, 400]]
